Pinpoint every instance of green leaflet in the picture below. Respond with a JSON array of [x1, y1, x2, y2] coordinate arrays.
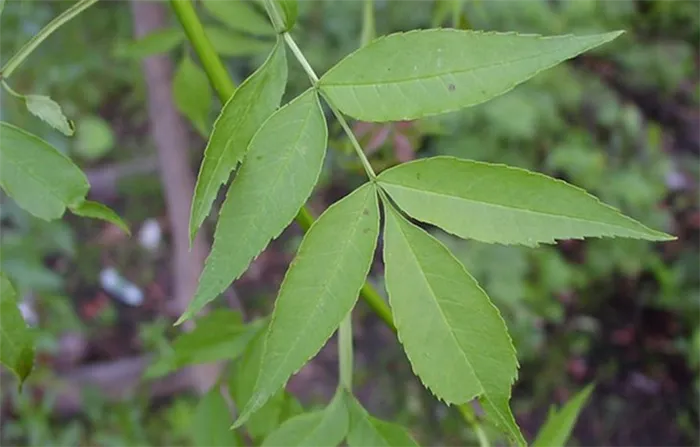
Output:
[[189, 39, 287, 244], [0, 122, 89, 220], [202, 0, 276, 37], [192, 387, 240, 447], [319, 29, 622, 122], [181, 89, 326, 324], [382, 202, 524, 446], [346, 392, 418, 447], [0, 273, 34, 388], [146, 311, 262, 379], [173, 55, 212, 137], [25, 95, 74, 136], [205, 26, 272, 57], [261, 391, 349, 447], [113, 28, 184, 59], [533, 384, 594, 447], [69, 200, 130, 235], [235, 183, 380, 426], [379, 157, 673, 246]]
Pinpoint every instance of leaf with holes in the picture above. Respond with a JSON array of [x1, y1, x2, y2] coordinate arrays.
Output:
[[319, 29, 622, 122], [382, 202, 523, 445], [0, 273, 34, 388], [533, 384, 594, 447], [189, 39, 287, 243], [70, 200, 130, 235], [25, 95, 74, 136], [180, 89, 326, 324], [235, 183, 380, 426], [379, 157, 673, 246], [173, 55, 212, 137], [0, 122, 88, 220]]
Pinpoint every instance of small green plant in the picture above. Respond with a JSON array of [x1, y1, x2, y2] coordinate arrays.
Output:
[[0, 0, 675, 445]]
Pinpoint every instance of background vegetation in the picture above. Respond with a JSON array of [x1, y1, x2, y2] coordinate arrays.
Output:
[[1, 0, 698, 445]]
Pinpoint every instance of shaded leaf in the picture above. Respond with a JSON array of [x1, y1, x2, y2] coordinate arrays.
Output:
[[192, 387, 239, 446], [0, 273, 34, 387], [147, 311, 261, 379], [70, 200, 130, 235], [189, 39, 287, 243], [74, 116, 115, 160], [113, 28, 184, 59], [533, 384, 594, 447], [181, 89, 326, 323], [205, 26, 273, 57], [228, 322, 303, 440], [173, 55, 212, 137], [25, 95, 74, 136], [261, 391, 349, 447], [319, 29, 622, 121], [382, 202, 523, 445], [235, 183, 379, 425], [0, 122, 88, 220], [346, 392, 418, 446], [379, 157, 673, 246], [202, 0, 275, 36]]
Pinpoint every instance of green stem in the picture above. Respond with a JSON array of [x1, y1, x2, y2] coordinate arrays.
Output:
[[360, 0, 375, 47], [338, 314, 353, 390], [1, 0, 98, 78], [170, 0, 236, 100], [170, 3, 485, 443], [280, 36, 377, 180], [458, 404, 491, 447], [1, 80, 25, 99]]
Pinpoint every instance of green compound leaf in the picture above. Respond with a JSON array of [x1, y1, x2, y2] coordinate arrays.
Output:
[[533, 384, 594, 447], [382, 202, 524, 446], [235, 183, 380, 426], [205, 26, 273, 57], [192, 387, 240, 447], [113, 28, 184, 59], [69, 200, 130, 235], [378, 157, 673, 246], [261, 391, 349, 447], [180, 88, 326, 324], [189, 39, 287, 244], [25, 95, 74, 136], [346, 392, 418, 447], [0, 273, 34, 388], [173, 55, 212, 137], [202, 0, 276, 36], [319, 29, 622, 122], [0, 122, 88, 220]]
